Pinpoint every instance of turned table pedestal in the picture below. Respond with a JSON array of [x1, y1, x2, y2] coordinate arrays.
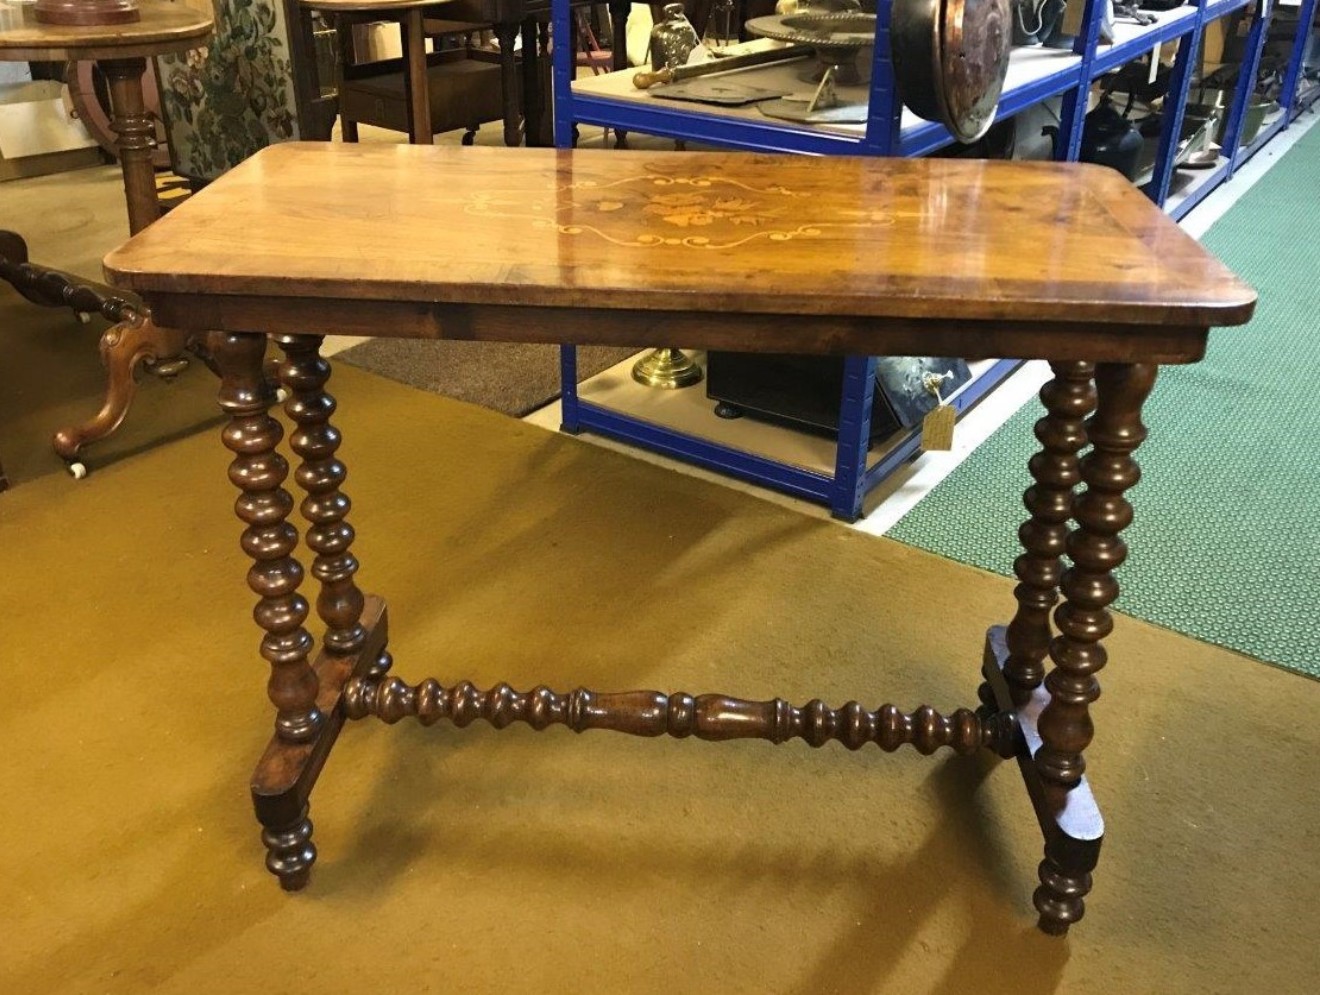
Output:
[[0, 0, 211, 480], [103, 144, 1255, 934]]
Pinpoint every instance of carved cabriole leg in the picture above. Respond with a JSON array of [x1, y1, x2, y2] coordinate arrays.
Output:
[[275, 335, 366, 657], [1032, 361, 1157, 934], [1001, 362, 1096, 707], [51, 315, 189, 463]]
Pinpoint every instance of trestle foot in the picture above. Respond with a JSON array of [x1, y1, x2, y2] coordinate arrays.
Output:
[[983, 625, 1103, 935], [250, 596, 389, 890]]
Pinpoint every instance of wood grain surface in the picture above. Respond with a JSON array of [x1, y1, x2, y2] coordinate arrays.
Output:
[[103, 144, 1256, 330]]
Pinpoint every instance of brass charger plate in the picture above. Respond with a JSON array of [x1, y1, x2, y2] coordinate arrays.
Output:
[[745, 13, 875, 85]]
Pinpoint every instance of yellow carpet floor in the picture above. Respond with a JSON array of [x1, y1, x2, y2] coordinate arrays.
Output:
[[1, 363, 1317, 994]]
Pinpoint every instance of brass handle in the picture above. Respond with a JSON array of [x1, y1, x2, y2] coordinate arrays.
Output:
[[632, 67, 676, 90]]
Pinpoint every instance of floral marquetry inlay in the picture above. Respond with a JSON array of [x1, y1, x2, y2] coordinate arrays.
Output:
[[461, 173, 897, 250]]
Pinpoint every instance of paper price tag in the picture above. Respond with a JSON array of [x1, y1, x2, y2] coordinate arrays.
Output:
[[1061, 0, 1087, 38], [921, 405, 956, 452]]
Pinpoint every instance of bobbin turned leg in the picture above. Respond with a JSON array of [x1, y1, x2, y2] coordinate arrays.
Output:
[[275, 334, 367, 657], [213, 332, 393, 890], [211, 330, 324, 888], [1031, 362, 1157, 935], [998, 362, 1096, 706]]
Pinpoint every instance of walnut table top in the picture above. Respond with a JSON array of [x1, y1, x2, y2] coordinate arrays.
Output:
[[104, 143, 1257, 360]]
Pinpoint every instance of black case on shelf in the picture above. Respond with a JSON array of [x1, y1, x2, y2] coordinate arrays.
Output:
[[705, 353, 973, 447]]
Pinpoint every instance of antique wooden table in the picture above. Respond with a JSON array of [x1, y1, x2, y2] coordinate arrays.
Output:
[[0, 0, 212, 476], [103, 143, 1255, 935]]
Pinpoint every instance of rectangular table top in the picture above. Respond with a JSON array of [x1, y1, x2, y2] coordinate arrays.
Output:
[[104, 143, 1255, 335]]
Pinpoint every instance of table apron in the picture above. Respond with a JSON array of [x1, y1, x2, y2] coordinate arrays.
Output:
[[145, 293, 1210, 364]]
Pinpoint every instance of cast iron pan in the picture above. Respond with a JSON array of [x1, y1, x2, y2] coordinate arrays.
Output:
[[891, 0, 1012, 144]]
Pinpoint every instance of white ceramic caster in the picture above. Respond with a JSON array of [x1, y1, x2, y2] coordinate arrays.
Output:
[[67, 461, 88, 480]]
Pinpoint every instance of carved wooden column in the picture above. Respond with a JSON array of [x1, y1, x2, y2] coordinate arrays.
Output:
[[1033, 361, 1156, 933], [275, 335, 367, 656], [1002, 362, 1096, 706], [100, 57, 160, 234]]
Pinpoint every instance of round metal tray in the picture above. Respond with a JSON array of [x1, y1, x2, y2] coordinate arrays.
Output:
[[745, 13, 876, 85], [890, 0, 1011, 144]]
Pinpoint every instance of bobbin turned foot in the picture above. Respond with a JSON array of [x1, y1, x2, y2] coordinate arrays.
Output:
[[1034, 842, 1097, 935], [261, 808, 316, 891]]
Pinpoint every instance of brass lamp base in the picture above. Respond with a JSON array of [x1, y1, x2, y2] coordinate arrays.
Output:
[[631, 348, 703, 389]]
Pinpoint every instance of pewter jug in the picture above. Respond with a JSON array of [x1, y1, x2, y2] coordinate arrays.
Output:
[[650, 4, 701, 71]]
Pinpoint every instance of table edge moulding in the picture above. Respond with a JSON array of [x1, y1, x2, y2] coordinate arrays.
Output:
[[545, 0, 1316, 520], [99, 142, 1256, 938]]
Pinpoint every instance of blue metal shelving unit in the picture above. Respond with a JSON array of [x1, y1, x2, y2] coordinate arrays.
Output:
[[549, 0, 1317, 518]]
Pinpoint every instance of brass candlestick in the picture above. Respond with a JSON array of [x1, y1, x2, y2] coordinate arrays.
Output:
[[632, 348, 703, 389]]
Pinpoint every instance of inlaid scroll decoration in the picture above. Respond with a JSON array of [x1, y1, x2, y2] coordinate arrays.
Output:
[[461, 172, 897, 250]]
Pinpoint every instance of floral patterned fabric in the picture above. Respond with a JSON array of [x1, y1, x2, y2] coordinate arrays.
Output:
[[157, 0, 300, 182]]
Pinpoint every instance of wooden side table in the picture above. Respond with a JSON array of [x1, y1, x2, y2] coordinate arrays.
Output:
[[302, 0, 453, 145], [303, 0, 629, 147], [0, 0, 212, 477], [104, 143, 1255, 935]]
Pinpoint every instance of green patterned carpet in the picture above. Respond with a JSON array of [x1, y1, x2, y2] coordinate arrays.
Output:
[[890, 124, 1320, 679]]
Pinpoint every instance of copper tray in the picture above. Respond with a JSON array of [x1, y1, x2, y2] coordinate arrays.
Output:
[[891, 0, 1011, 143]]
